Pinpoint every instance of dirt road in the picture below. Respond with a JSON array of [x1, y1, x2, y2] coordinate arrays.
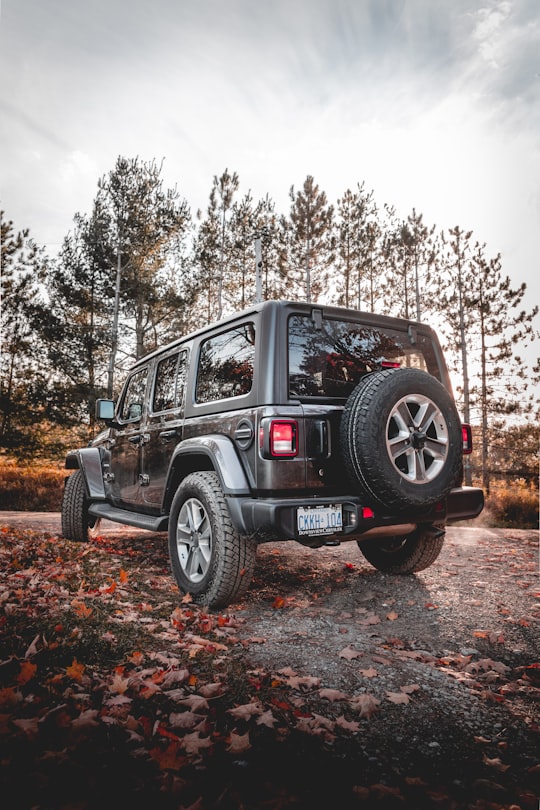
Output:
[[0, 512, 538, 808]]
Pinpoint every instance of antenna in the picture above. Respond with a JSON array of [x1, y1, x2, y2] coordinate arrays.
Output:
[[254, 237, 262, 303]]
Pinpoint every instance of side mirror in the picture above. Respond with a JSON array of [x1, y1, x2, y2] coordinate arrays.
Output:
[[96, 399, 116, 422]]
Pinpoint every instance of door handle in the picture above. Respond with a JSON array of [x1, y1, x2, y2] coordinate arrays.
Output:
[[159, 429, 178, 442], [129, 433, 150, 445]]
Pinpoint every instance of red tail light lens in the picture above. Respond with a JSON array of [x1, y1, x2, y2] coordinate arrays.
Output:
[[461, 424, 473, 454], [260, 419, 298, 458], [381, 361, 401, 368]]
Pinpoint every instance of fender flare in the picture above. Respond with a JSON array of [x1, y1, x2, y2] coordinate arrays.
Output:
[[167, 435, 251, 498], [65, 447, 106, 500]]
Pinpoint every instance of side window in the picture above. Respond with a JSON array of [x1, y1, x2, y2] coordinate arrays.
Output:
[[152, 350, 188, 413], [196, 324, 255, 404], [119, 368, 148, 422]]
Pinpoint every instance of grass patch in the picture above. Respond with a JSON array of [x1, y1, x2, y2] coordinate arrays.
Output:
[[0, 458, 65, 511]]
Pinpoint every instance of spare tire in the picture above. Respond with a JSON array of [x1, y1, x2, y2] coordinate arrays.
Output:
[[339, 367, 462, 510]]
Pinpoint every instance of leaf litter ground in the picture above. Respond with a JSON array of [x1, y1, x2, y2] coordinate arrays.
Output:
[[0, 515, 538, 809]]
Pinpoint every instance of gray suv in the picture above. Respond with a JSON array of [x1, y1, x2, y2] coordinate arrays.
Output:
[[62, 300, 484, 607]]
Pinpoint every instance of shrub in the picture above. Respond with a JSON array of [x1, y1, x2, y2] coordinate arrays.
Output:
[[483, 479, 539, 529]]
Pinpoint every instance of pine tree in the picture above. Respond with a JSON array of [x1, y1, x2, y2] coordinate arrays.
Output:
[[380, 208, 436, 321], [194, 169, 239, 324], [213, 169, 239, 319], [96, 156, 192, 393], [334, 183, 382, 310], [438, 229, 539, 490], [227, 191, 259, 311], [38, 203, 116, 431], [0, 214, 49, 455], [255, 195, 290, 302], [288, 176, 334, 302], [467, 244, 539, 492]]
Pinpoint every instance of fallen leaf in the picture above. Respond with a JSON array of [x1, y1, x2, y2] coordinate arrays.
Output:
[[482, 754, 511, 772], [177, 695, 209, 712], [386, 691, 411, 705], [71, 709, 100, 731], [339, 646, 362, 660], [66, 660, 85, 682], [12, 717, 39, 736], [400, 684, 421, 694], [256, 709, 277, 728], [319, 688, 348, 702], [16, 661, 37, 685], [24, 634, 42, 657], [169, 712, 201, 730], [227, 730, 251, 753], [183, 732, 212, 756], [359, 668, 378, 678], [227, 701, 264, 720], [197, 681, 223, 698], [358, 613, 381, 626], [285, 675, 320, 690], [149, 740, 185, 770], [277, 666, 297, 677], [349, 694, 380, 718], [109, 673, 131, 694], [335, 715, 360, 732], [71, 599, 93, 619]]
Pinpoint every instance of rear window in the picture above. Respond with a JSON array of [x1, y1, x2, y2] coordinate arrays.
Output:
[[288, 314, 438, 399], [196, 323, 255, 403], [152, 350, 188, 413]]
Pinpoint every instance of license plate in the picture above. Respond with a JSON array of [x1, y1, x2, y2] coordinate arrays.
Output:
[[297, 504, 343, 536]]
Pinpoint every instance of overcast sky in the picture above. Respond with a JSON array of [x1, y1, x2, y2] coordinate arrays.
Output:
[[1, 0, 539, 329]]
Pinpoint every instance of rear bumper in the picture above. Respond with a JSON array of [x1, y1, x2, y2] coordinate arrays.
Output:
[[446, 486, 485, 522], [226, 486, 484, 543]]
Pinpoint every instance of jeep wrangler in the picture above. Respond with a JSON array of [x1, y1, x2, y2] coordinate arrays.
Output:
[[62, 300, 484, 608]]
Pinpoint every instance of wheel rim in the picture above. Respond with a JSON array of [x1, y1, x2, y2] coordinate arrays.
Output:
[[386, 393, 449, 484], [176, 497, 212, 584]]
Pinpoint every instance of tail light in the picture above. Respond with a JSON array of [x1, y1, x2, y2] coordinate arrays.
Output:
[[260, 419, 298, 458], [461, 424, 473, 454], [381, 361, 401, 368]]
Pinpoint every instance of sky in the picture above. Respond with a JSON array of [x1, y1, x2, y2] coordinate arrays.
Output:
[[1, 0, 539, 348]]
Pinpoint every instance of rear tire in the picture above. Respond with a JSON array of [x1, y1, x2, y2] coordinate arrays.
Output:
[[168, 471, 257, 609], [358, 524, 445, 574], [61, 470, 93, 542], [340, 368, 462, 510]]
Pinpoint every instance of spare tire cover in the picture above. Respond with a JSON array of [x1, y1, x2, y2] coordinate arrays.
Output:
[[339, 367, 462, 510]]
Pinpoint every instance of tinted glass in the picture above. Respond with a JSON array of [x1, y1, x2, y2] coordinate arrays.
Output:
[[196, 324, 255, 403], [288, 315, 437, 399], [119, 368, 148, 421], [152, 351, 188, 412]]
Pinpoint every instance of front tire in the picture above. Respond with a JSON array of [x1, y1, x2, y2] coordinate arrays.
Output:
[[358, 524, 445, 574], [168, 471, 257, 609], [61, 470, 93, 542]]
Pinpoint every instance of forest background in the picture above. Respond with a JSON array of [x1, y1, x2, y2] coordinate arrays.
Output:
[[1, 156, 538, 525]]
